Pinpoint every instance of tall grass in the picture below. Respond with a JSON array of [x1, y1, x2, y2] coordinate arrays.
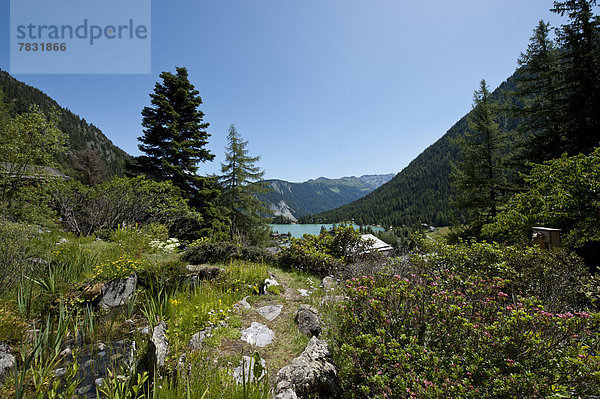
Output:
[[153, 354, 270, 399]]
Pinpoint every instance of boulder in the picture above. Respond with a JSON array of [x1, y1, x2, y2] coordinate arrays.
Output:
[[148, 321, 169, 371], [0, 344, 15, 381], [321, 276, 336, 291], [232, 355, 267, 385], [233, 296, 251, 312], [275, 337, 340, 398], [240, 322, 274, 347], [101, 274, 137, 308], [258, 304, 283, 321], [189, 327, 213, 350], [274, 389, 298, 399], [185, 266, 224, 286], [262, 278, 280, 293], [295, 305, 321, 337]]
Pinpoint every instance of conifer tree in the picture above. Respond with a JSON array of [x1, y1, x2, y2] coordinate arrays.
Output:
[[132, 67, 215, 203], [219, 124, 271, 244], [514, 21, 565, 164], [452, 80, 509, 236], [551, 0, 600, 154]]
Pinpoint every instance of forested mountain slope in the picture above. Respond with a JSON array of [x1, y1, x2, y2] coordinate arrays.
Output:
[[312, 76, 520, 227], [258, 174, 394, 221], [0, 70, 130, 184]]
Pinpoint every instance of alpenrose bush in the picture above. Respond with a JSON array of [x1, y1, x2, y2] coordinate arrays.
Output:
[[329, 272, 600, 398]]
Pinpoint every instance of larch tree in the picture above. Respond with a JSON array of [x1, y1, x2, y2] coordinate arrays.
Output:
[[219, 124, 271, 244], [451, 80, 509, 236]]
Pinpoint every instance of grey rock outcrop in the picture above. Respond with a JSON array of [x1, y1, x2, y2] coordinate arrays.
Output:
[[275, 337, 340, 398], [101, 274, 137, 308], [240, 322, 274, 347], [0, 343, 15, 381], [295, 305, 321, 337], [185, 266, 224, 285], [233, 296, 251, 312], [274, 389, 299, 399], [189, 327, 213, 350], [262, 277, 280, 293], [232, 355, 267, 385], [258, 304, 283, 321], [148, 321, 169, 370]]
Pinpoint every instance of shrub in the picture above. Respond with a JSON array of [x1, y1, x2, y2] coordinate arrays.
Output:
[[278, 227, 371, 277], [412, 238, 590, 312], [328, 272, 600, 398], [92, 255, 146, 281], [46, 176, 201, 238], [182, 241, 274, 265]]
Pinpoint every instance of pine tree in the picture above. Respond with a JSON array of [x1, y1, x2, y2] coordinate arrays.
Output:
[[451, 80, 509, 236], [551, 0, 600, 154], [219, 124, 271, 244], [514, 21, 565, 164], [131, 67, 215, 203]]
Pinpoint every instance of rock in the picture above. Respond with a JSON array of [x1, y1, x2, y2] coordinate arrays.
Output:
[[149, 321, 169, 370], [295, 305, 321, 337], [101, 274, 137, 308], [233, 355, 267, 385], [138, 326, 150, 335], [78, 384, 93, 395], [258, 304, 283, 321], [59, 347, 72, 358], [321, 276, 336, 291], [96, 342, 107, 351], [83, 359, 96, 369], [240, 322, 274, 347], [275, 337, 340, 398], [95, 377, 104, 387], [189, 328, 212, 350], [54, 367, 66, 377], [185, 266, 224, 285], [81, 282, 104, 302], [274, 389, 299, 399], [263, 278, 280, 293], [233, 296, 251, 312]]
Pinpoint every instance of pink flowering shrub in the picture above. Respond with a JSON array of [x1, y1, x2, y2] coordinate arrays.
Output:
[[329, 271, 600, 398]]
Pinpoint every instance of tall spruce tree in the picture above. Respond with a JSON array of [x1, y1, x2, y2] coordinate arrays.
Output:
[[452, 80, 509, 236], [219, 125, 271, 244], [131, 67, 227, 237], [132, 67, 214, 202], [514, 21, 565, 164], [551, 0, 600, 154]]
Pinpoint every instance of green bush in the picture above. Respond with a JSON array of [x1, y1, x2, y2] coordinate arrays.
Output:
[[328, 272, 600, 398], [182, 241, 274, 265], [483, 148, 600, 264], [413, 238, 590, 312], [278, 227, 370, 277], [46, 176, 202, 238]]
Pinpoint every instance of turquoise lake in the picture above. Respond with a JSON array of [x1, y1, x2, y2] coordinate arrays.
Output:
[[269, 223, 384, 238]]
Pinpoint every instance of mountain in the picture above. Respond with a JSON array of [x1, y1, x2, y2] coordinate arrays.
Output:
[[0, 70, 130, 184], [259, 174, 395, 221], [312, 75, 520, 228]]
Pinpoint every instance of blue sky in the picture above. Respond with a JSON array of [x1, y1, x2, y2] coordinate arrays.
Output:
[[0, 1, 564, 181]]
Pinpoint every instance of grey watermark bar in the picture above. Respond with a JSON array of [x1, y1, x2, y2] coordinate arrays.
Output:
[[10, 0, 151, 74]]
